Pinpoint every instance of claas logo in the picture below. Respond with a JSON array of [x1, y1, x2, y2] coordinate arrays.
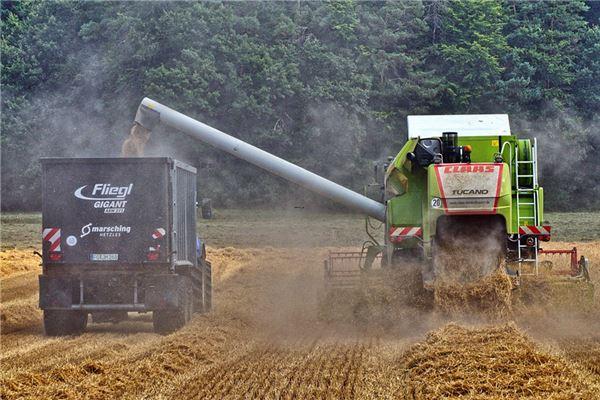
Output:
[[443, 165, 496, 173]]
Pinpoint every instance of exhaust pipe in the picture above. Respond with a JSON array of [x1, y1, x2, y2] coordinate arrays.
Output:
[[135, 98, 386, 222]]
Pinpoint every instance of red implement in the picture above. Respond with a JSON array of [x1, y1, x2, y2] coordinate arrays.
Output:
[[538, 247, 579, 276]]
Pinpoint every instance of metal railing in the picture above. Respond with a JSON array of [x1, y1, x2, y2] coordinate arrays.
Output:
[[515, 138, 539, 276]]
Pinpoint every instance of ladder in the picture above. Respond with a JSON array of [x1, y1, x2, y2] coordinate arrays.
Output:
[[514, 138, 539, 275]]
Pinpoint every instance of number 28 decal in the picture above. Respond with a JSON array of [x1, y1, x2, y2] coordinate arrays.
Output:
[[431, 197, 442, 209]]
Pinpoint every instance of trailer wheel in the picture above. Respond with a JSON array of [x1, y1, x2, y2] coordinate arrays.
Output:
[[191, 262, 204, 313], [153, 279, 193, 334], [201, 198, 212, 219], [192, 260, 212, 313], [202, 262, 212, 312], [43, 310, 88, 336]]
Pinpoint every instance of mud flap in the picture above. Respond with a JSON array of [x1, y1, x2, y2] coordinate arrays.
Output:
[[202, 261, 212, 312], [145, 274, 187, 310], [39, 276, 73, 309]]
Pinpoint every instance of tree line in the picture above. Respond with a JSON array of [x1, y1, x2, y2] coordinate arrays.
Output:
[[2, 0, 599, 211]]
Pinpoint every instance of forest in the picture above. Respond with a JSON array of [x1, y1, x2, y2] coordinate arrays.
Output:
[[1, 0, 599, 211]]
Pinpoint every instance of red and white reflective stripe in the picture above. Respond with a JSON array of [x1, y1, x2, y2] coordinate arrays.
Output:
[[519, 225, 551, 235], [42, 228, 61, 251], [152, 228, 166, 240], [389, 226, 422, 242]]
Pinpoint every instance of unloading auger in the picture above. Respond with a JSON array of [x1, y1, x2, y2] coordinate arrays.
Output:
[[134, 98, 386, 222]]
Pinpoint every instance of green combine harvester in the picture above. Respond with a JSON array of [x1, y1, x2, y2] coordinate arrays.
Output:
[[365, 114, 553, 284], [133, 100, 592, 312]]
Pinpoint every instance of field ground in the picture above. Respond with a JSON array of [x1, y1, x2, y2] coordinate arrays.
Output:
[[2, 210, 600, 251], [1, 209, 600, 399]]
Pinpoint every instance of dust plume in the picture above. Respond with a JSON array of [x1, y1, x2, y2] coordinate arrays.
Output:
[[512, 109, 600, 211], [0, 40, 143, 211], [428, 215, 513, 320], [120, 123, 151, 157]]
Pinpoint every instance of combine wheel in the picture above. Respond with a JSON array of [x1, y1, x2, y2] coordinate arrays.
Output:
[[43, 310, 88, 336], [577, 256, 590, 281], [386, 249, 433, 309], [393, 262, 434, 309], [351, 293, 377, 326], [153, 278, 193, 334]]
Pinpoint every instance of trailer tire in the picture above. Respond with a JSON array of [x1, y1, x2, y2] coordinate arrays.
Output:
[[44, 310, 88, 336], [201, 198, 212, 219], [191, 263, 204, 313], [153, 279, 193, 334], [202, 262, 212, 312], [192, 260, 212, 313]]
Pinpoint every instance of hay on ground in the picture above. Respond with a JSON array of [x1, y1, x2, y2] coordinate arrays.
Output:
[[434, 270, 513, 320], [400, 323, 596, 399], [0, 249, 40, 278]]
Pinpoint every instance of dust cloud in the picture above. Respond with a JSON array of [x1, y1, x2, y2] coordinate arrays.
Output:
[[120, 123, 151, 157], [512, 109, 600, 210]]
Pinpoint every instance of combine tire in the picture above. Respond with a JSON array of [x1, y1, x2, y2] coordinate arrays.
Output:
[[153, 278, 193, 334], [43, 310, 88, 336], [392, 262, 434, 309]]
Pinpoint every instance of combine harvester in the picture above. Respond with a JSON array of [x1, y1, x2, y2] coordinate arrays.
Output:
[[133, 98, 593, 314]]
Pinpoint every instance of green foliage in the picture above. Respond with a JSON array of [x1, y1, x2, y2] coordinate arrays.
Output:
[[503, 0, 589, 112], [432, 0, 509, 110], [1, 1, 598, 211]]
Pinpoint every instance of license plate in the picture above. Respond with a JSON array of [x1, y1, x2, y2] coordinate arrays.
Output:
[[90, 253, 119, 261]]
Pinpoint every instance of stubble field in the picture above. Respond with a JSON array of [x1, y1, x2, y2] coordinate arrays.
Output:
[[1, 209, 599, 399]]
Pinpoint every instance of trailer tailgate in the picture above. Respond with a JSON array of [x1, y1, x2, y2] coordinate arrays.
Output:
[[42, 158, 171, 264]]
